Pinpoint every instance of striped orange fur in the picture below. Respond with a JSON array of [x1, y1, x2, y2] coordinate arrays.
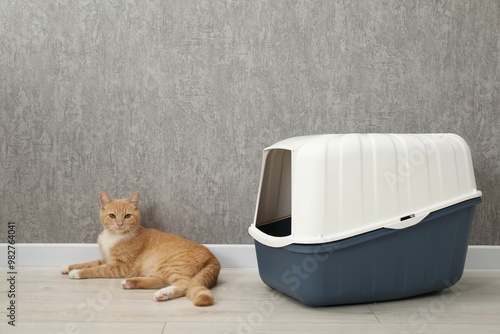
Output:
[[62, 192, 221, 307]]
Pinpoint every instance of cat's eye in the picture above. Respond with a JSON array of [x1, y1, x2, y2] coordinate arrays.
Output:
[[124, 214, 132, 219], [109, 213, 116, 219]]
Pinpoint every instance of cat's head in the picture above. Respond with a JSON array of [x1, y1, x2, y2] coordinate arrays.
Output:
[[99, 192, 142, 234]]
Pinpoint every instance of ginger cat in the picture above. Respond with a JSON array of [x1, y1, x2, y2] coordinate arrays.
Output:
[[61, 192, 221, 307]]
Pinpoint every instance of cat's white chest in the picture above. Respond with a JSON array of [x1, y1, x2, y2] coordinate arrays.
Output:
[[98, 230, 127, 263]]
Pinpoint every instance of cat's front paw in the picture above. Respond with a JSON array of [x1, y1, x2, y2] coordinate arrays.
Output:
[[68, 269, 81, 279], [61, 266, 70, 275], [121, 279, 136, 289]]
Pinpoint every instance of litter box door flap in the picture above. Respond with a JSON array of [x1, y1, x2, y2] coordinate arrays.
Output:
[[250, 147, 294, 248], [250, 136, 325, 247]]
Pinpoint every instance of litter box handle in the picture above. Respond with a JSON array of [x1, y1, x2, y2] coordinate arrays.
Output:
[[383, 212, 429, 230], [248, 225, 293, 248]]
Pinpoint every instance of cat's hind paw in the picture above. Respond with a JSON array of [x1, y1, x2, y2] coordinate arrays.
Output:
[[61, 266, 70, 275], [68, 269, 81, 279], [154, 286, 176, 301]]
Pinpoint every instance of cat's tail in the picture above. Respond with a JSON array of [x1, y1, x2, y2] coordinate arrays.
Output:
[[187, 257, 221, 307]]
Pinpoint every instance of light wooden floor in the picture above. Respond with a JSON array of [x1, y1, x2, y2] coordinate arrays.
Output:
[[1, 268, 500, 334]]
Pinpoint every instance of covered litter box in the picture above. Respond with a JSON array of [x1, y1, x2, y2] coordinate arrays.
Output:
[[248, 134, 482, 306]]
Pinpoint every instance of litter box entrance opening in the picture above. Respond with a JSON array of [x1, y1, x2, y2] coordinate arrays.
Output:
[[255, 149, 292, 237]]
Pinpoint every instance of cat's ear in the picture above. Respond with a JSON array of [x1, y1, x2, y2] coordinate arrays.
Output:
[[129, 192, 140, 208], [100, 192, 113, 209]]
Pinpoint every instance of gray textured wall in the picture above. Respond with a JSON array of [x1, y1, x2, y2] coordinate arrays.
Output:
[[1, 1, 499, 245]]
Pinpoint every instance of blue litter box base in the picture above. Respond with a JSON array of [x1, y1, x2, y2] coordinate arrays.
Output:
[[254, 198, 481, 307]]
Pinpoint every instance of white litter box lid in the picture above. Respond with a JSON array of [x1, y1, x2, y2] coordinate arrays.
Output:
[[249, 134, 482, 248]]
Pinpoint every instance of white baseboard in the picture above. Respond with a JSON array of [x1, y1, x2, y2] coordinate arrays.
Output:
[[0, 243, 258, 269], [0, 244, 498, 270], [462, 245, 500, 270]]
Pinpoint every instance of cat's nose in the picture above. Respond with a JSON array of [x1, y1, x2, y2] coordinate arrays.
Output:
[[117, 221, 124, 227]]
